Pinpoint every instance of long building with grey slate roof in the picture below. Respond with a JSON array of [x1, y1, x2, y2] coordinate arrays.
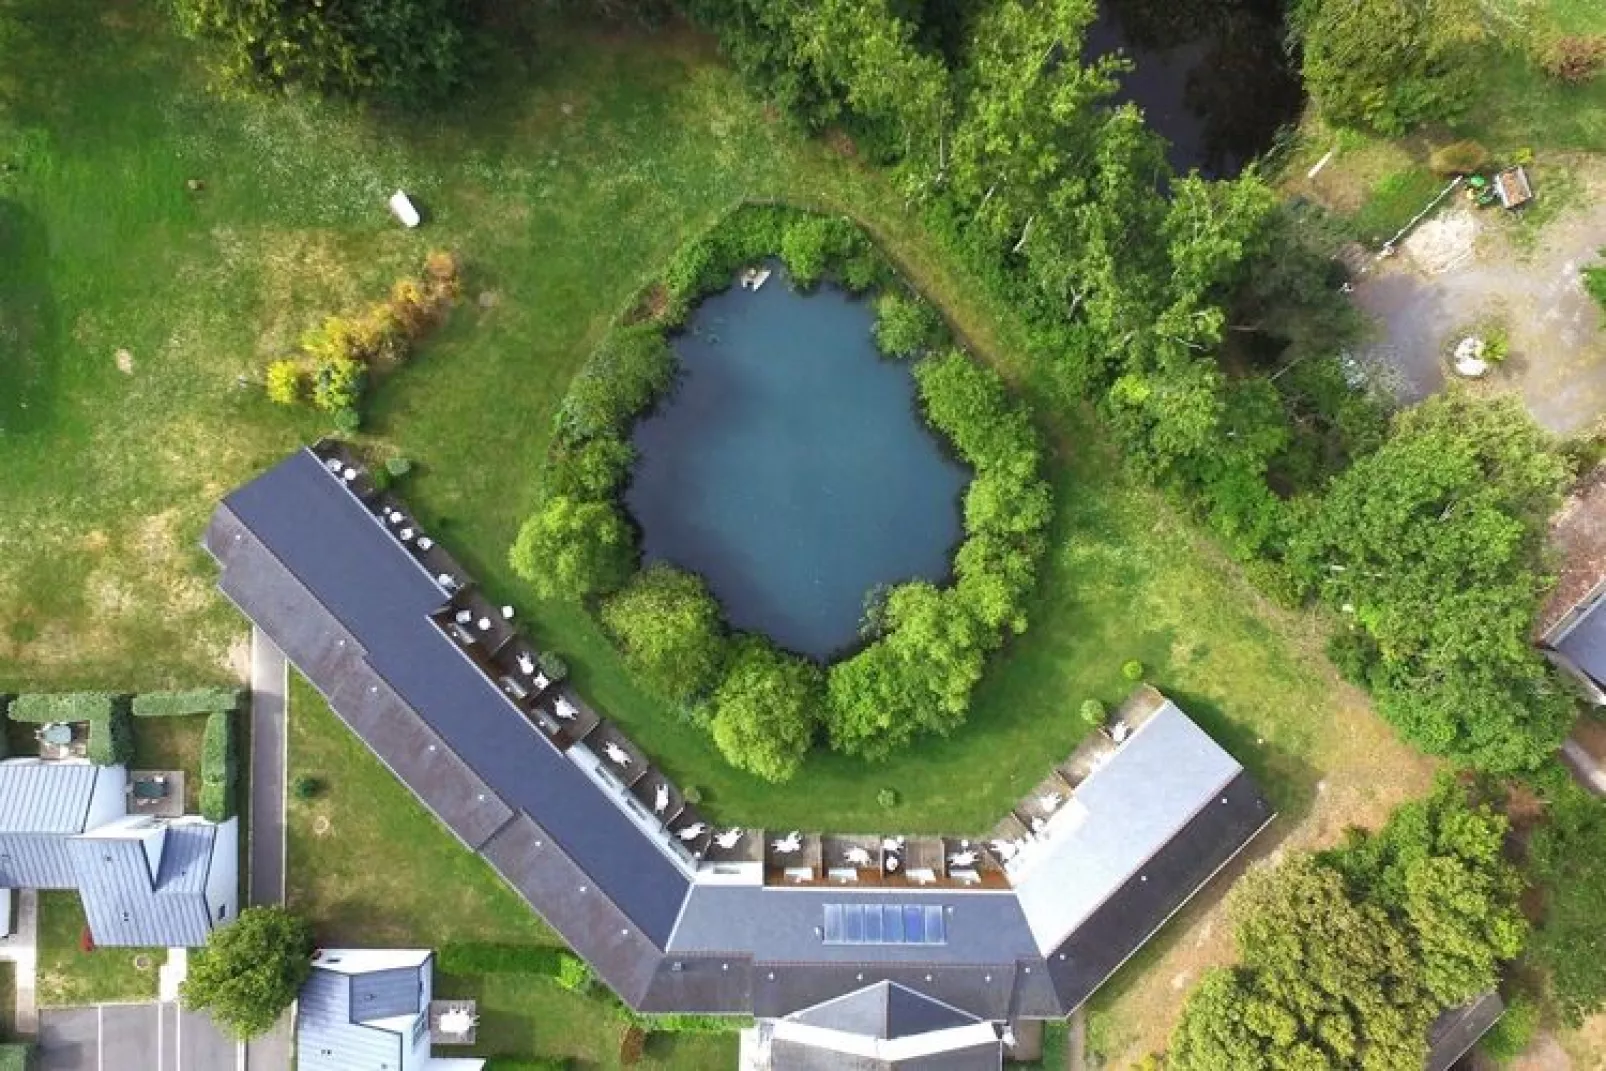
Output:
[[205, 443, 1275, 1029], [0, 759, 238, 947]]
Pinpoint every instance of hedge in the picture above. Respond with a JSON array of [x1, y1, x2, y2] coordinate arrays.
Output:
[[200, 712, 237, 821], [133, 688, 243, 718], [86, 706, 134, 767], [0, 1043, 32, 1071], [7, 692, 115, 723]]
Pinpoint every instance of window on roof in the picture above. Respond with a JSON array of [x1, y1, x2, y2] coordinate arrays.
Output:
[[821, 904, 947, 946]]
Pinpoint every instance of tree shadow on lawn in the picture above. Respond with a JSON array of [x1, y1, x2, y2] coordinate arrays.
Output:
[[1162, 685, 1320, 826]]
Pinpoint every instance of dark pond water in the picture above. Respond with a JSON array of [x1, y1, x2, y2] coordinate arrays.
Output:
[[625, 267, 969, 661], [1087, 0, 1303, 177]]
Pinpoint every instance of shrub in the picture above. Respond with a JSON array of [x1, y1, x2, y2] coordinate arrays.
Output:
[[778, 215, 858, 289], [7, 692, 115, 723], [384, 456, 413, 478], [1478, 996, 1537, 1064], [1539, 35, 1606, 84], [1080, 699, 1106, 727], [619, 1025, 646, 1066], [332, 407, 362, 435], [173, 0, 466, 105], [876, 787, 899, 809], [509, 495, 637, 602], [914, 351, 1040, 473], [600, 565, 728, 704], [536, 650, 568, 684], [544, 435, 635, 501], [291, 775, 321, 801], [133, 688, 242, 718], [872, 292, 943, 359], [1584, 266, 1606, 315], [553, 954, 594, 993], [311, 357, 365, 413], [265, 360, 302, 404], [0, 1044, 33, 1071], [681, 784, 703, 805], [1428, 139, 1490, 176], [1121, 660, 1145, 682], [86, 706, 133, 766], [557, 325, 676, 440], [201, 712, 237, 821]]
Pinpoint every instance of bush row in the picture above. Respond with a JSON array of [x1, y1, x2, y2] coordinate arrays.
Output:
[[0, 1043, 33, 1071], [265, 251, 460, 431], [132, 688, 243, 718], [6, 692, 115, 723], [200, 711, 237, 822], [511, 204, 1050, 777]]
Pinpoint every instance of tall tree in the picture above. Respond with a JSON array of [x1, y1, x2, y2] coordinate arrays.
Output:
[[1286, 392, 1575, 771], [707, 637, 824, 783], [180, 906, 314, 1040], [600, 564, 727, 704]]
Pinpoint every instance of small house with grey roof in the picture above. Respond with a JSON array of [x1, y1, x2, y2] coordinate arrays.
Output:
[[0, 758, 238, 946], [298, 948, 484, 1071]]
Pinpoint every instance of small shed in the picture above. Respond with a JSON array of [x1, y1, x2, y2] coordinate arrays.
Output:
[[1495, 166, 1533, 210]]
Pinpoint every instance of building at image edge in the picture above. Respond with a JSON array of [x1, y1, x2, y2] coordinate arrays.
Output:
[[204, 444, 1274, 1025]]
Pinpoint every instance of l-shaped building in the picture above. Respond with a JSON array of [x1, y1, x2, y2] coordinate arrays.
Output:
[[205, 443, 1273, 1041]]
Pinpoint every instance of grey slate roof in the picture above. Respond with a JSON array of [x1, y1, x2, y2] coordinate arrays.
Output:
[[348, 966, 425, 1022], [1552, 594, 1606, 687], [212, 449, 689, 945], [68, 824, 217, 947], [206, 446, 1276, 1025], [297, 968, 407, 1071], [0, 763, 100, 833], [789, 982, 978, 1038]]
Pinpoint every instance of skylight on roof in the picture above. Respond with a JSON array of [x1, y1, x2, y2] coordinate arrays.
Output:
[[822, 904, 946, 946]]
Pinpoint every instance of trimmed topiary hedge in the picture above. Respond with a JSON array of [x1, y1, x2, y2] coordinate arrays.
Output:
[[200, 711, 237, 821], [86, 705, 134, 767], [7, 692, 115, 723], [133, 688, 243, 718]]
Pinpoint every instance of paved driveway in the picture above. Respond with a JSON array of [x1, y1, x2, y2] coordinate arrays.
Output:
[[38, 1004, 237, 1071]]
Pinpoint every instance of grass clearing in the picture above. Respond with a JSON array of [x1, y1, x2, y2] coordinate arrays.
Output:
[[34, 892, 159, 1007], [1, 0, 1441, 1054]]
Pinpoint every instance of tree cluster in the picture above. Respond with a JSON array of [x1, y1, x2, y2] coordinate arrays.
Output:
[[514, 206, 1050, 777], [174, 0, 467, 104], [1523, 763, 1606, 1026], [1285, 392, 1575, 773], [821, 351, 1052, 759], [1290, 0, 1495, 135], [1170, 779, 1527, 1070]]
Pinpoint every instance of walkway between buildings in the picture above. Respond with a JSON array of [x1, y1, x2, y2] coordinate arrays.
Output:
[[0, 889, 39, 1034], [246, 627, 294, 1071]]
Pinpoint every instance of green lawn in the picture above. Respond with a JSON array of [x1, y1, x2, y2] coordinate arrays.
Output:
[[34, 892, 159, 1006], [286, 673, 735, 1069], [2, 0, 1433, 1054]]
